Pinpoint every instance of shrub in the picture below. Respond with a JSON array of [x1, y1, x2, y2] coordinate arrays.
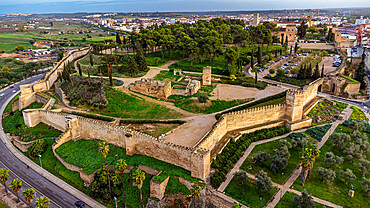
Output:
[[305, 124, 331, 141], [29, 139, 48, 157], [198, 93, 209, 103]]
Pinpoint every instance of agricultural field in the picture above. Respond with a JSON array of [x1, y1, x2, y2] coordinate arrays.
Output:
[[307, 100, 348, 126], [293, 122, 370, 208]]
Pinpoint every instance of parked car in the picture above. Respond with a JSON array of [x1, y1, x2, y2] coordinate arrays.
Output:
[[75, 201, 85, 208], [9, 85, 14, 88], [0, 93, 4, 97], [284, 63, 288, 66]]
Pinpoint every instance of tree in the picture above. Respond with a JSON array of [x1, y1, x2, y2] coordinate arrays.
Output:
[[89, 53, 94, 67], [57, 50, 64, 61], [313, 63, 320, 79], [115, 159, 128, 208], [299, 143, 320, 186], [15, 45, 26, 51], [307, 26, 318, 34], [234, 171, 248, 185], [22, 188, 35, 208], [35, 196, 50, 208], [108, 64, 113, 86], [135, 43, 148, 71], [291, 134, 308, 150], [324, 152, 343, 168], [269, 68, 275, 74], [297, 21, 308, 38], [127, 57, 138, 76], [98, 141, 111, 197], [340, 169, 356, 185], [356, 159, 370, 176], [253, 151, 271, 165], [77, 62, 82, 76], [198, 93, 208, 103], [232, 203, 242, 208], [331, 133, 351, 150], [255, 171, 273, 192], [132, 169, 146, 208], [270, 155, 288, 173], [277, 68, 285, 76], [116, 33, 122, 45], [293, 190, 315, 208], [276, 145, 291, 159], [317, 167, 336, 183], [190, 183, 202, 198], [250, 50, 254, 70], [0, 169, 9, 193], [225, 47, 238, 65], [361, 178, 370, 195], [257, 45, 262, 65], [279, 139, 292, 149], [9, 179, 22, 202], [294, 42, 298, 54], [321, 64, 325, 78]]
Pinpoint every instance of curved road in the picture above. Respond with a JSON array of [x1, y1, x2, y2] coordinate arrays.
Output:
[[0, 75, 93, 208]]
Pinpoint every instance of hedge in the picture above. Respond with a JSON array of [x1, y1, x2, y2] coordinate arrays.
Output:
[[71, 111, 114, 122], [343, 119, 370, 133], [305, 124, 332, 141], [210, 126, 290, 188], [215, 91, 286, 120], [119, 119, 186, 125]]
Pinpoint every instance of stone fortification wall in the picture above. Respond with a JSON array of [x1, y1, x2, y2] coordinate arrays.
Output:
[[20, 47, 91, 109], [23, 110, 210, 179]]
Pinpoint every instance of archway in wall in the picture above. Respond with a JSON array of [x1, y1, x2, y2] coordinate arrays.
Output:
[[318, 84, 322, 92], [332, 83, 336, 93]]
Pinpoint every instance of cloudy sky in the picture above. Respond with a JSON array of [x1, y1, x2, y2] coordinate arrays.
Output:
[[0, 0, 369, 14]]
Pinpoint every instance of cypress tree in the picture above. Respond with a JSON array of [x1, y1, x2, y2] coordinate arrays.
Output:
[[250, 50, 254, 70], [116, 33, 122, 45], [257, 46, 262, 65], [279, 48, 282, 56], [78, 62, 82, 76], [109, 64, 113, 86], [294, 42, 298, 54], [89, 53, 94, 67], [313, 63, 320, 79], [135, 43, 148, 72], [321, 64, 325, 77], [127, 57, 138, 76]]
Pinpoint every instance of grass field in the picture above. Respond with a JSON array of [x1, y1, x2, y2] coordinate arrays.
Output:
[[55, 139, 195, 180], [0, 200, 7, 208], [168, 55, 228, 75], [91, 88, 183, 119], [350, 106, 368, 122], [224, 176, 277, 207], [292, 124, 370, 208], [3, 103, 61, 142]]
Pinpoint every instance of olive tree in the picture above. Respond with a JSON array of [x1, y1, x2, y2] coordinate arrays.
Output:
[[340, 169, 356, 185], [317, 167, 336, 183]]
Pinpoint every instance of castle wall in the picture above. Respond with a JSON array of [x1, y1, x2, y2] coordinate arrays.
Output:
[[344, 82, 360, 95], [39, 111, 67, 131]]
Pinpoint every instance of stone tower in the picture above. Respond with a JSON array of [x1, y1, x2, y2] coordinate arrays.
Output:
[[202, 66, 212, 85], [308, 16, 312, 27], [253, 13, 260, 26], [285, 89, 305, 122]]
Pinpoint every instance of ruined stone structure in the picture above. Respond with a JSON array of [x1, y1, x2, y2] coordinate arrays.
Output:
[[273, 24, 297, 43], [322, 74, 360, 96], [252, 13, 260, 26], [186, 80, 201, 95], [130, 78, 173, 100], [202, 66, 212, 85], [308, 16, 312, 27]]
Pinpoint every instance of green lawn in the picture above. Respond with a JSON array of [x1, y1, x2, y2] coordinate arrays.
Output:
[[307, 101, 348, 126], [240, 136, 300, 184], [91, 88, 183, 119], [169, 55, 228, 75], [0, 200, 7, 208], [224, 176, 277, 207], [55, 139, 195, 181], [145, 51, 185, 67], [3, 105, 61, 142], [292, 124, 370, 208], [350, 106, 368, 122]]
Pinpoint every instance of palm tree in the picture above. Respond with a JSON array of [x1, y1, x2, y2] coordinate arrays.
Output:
[[98, 141, 111, 196], [132, 169, 146, 208], [35, 196, 50, 208], [190, 183, 202, 198], [0, 168, 9, 193], [9, 179, 22, 202], [115, 159, 128, 208], [22, 188, 35, 208], [299, 143, 320, 186]]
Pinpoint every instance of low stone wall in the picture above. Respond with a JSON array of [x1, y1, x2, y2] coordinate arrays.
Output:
[[11, 136, 37, 152], [11, 98, 19, 112], [52, 131, 95, 184], [150, 175, 170, 200]]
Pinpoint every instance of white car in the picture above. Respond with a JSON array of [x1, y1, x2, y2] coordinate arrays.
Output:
[[0, 93, 4, 97], [12, 90, 16, 93]]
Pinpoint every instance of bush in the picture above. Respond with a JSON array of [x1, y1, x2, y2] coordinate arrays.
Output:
[[215, 91, 286, 119], [29, 139, 48, 157], [210, 126, 290, 188], [305, 124, 332, 141], [198, 93, 209, 103]]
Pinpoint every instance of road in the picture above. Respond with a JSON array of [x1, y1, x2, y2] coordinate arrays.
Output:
[[0, 75, 91, 208]]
